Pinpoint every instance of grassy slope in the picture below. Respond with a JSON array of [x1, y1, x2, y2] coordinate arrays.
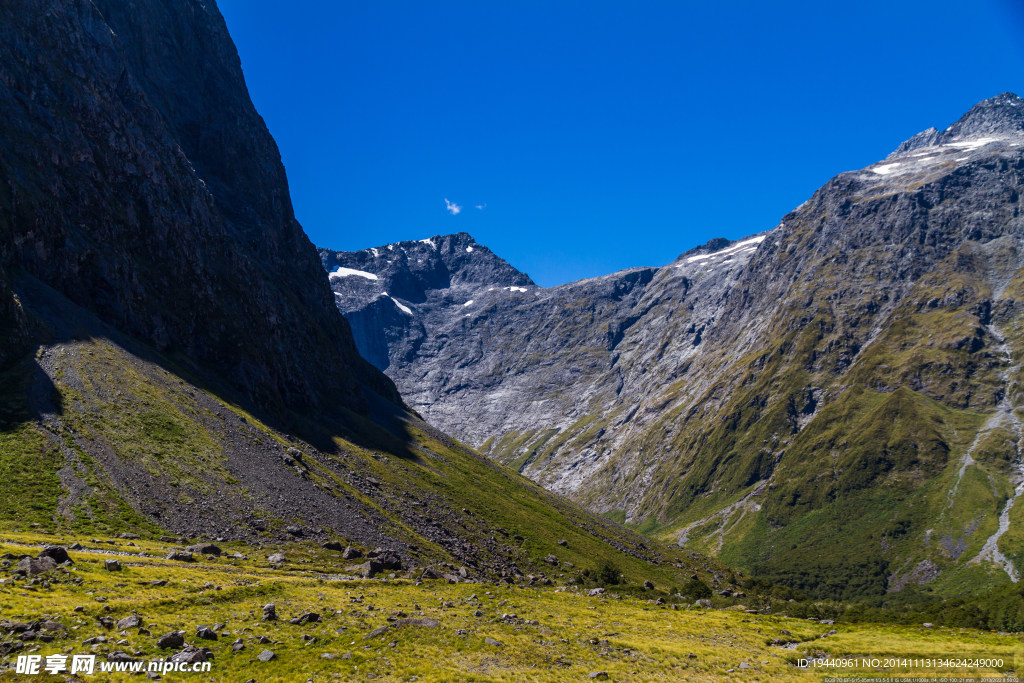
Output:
[[0, 532, 1018, 681], [0, 279, 720, 593]]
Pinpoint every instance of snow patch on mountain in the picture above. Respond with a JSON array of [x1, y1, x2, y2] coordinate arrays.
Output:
[[330, 266, 379, 281]]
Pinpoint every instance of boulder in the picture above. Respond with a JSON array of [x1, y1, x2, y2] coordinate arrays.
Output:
[[195, 625, 218, 640], [104, 560, 122, 572], [18, 556, 57, 576], [38, 546, 72, 564], [170, 645, 211, 664], [166, 551, 195, 563], [157, 631, 185, 649], [116, 616, 142, 630], [289, 612, 320, 626], [188, 544, 222, 556]]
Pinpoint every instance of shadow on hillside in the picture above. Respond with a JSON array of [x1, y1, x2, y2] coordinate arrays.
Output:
[[7, 272, 420, 459]]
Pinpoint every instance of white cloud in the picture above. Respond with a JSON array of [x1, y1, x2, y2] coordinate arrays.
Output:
[[444, 198, 462, 215], [475, 203, 486, 210]]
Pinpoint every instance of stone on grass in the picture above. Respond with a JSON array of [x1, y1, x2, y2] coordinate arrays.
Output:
[[188, 544, 222, 556], [156, 631, 184, 649], [289, 612, 320, 625], [195, 625, 218, 640], [104, 559, 122, 571], [166, 551, 195, 563], [257, 649, 275, 662], [38, 547, 72, 564], [116, 616, 142, 630], [170, 645, 211, 664]]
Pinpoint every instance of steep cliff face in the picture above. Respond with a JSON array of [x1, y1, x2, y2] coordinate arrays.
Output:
[[327, 94, 1024, 597], [0, 0, 394, 415]]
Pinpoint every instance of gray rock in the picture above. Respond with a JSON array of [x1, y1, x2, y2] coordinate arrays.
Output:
[[38, 547, 72, 565], [267, 553, 286, 565], [289, 612, 320, 626], [156, 631, 185, 649], [195, 625, 218, 640], [484, 637, 502, 647], [104, 559, 122, 572], [166, 551, 195, 563], [116, 616, 142, 630], [18, 556, 57, 576], [187, 544, 222, 556], [170, 645, 211, 664]]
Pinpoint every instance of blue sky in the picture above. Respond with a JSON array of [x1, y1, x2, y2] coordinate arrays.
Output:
[[218, 0, 1024, 287]]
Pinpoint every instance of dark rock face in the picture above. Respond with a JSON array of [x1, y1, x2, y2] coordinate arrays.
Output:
[[0, 0, 396, 414], [325, 94, 1024, 597]]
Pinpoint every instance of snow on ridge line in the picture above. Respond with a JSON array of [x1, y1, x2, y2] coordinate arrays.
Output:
[[506, 286, 528, 293], [463, 299, 474, 306], [330, 266, 379, 281], [683, 235, 766, 264], [419, 237, 437, 249], [377, 292, 413, 315], [391, 297, 413, 315], [466, 246, 474, 253]]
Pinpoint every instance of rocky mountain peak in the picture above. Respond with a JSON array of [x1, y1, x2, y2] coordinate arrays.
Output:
[[319, 233, 533, 304], [945, 91, 1024, 140], [891, 92, 1024, 156]]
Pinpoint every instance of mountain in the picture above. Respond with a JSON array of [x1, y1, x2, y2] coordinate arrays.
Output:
[[323, 93, 1024, 599], [0, 0, 712, 588]]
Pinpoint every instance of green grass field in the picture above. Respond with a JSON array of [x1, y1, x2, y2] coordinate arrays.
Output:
[[0, 532, 1019, 681]]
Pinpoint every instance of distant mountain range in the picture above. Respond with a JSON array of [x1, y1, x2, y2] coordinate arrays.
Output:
[[322, 92, 1024, 599]]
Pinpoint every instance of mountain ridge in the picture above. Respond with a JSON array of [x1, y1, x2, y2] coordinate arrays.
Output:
[[325, 92, 1024, 598]]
